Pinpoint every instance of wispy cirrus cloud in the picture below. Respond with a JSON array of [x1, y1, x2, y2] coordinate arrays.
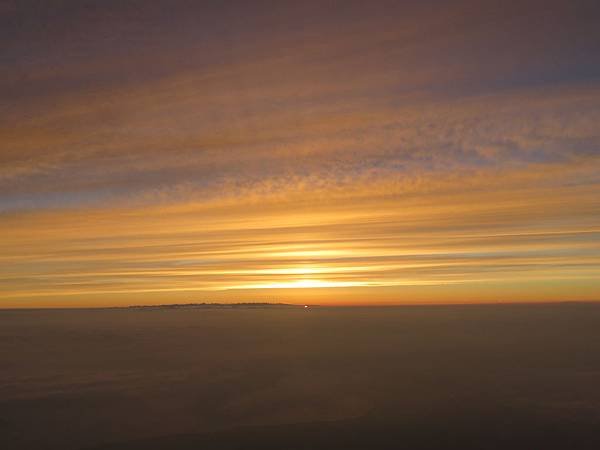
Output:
[[1, 0, 599, 306]]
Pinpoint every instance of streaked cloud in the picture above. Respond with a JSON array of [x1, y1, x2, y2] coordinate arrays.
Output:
[[1, 0, 599, 306]]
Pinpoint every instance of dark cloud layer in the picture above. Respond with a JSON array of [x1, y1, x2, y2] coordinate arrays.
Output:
[[2, 305, 600, 449]]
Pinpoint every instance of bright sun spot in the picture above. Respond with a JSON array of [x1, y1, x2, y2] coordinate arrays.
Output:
[[228, 278, 372, 290]]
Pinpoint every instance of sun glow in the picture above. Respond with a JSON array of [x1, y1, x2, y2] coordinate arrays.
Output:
[[230, 279, 372, 290]]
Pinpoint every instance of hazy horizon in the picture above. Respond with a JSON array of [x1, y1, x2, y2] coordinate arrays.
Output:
[[2, 299, 600, 310]]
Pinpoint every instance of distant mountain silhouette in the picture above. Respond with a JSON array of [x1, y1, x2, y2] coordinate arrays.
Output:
[[125, 302, 305, 310]]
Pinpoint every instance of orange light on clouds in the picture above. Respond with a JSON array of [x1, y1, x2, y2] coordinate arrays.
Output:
[[1, 2, 600, 307]]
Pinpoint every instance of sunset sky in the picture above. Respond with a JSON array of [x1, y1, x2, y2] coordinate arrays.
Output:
[[1, 0, 600, 307]]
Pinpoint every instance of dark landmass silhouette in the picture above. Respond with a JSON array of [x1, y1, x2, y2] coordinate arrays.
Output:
[[125, 302, 306, 310]]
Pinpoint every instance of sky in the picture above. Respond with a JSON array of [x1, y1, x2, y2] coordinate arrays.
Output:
[[1, 0, 600, 307]]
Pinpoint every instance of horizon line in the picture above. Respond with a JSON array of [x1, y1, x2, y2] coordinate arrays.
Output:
[[1, 299, 599, 311]]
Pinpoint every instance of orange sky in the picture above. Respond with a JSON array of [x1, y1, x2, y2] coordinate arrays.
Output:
[[1, 0, 600, 307]]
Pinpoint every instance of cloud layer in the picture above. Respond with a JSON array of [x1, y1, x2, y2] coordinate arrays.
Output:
[[1, 0, 600, 306]]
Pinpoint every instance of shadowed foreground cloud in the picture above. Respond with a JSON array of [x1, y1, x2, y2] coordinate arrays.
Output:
[[3, 305, 600, 449], [1, 0, 599, 307]]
